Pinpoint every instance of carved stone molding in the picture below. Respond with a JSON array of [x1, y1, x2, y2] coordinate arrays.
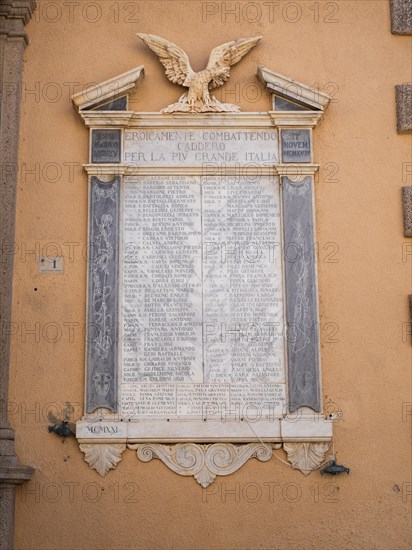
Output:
[[128, 443, 274, 487], [0, 0, 36, 43], [79, 444, 126, 477], [258, 65, 331, 111], [77, 441, 335, 482], [283, 442, 329, 475], [0, 0, 36, 21], [72, 66, 144, 111]]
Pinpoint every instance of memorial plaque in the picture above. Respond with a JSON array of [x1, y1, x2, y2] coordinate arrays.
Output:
[[281, 129, 311, 163], [120, 174, 286, 419], [92, 129, 121, 163], [74, 49, 334, 481]]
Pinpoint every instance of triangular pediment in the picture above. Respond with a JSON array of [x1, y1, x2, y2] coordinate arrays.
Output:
[[71, 63, 330, 120], [257, 66, 331, 112], [72, 66, 144, 111]]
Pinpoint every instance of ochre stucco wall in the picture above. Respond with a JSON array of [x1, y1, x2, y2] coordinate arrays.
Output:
[[8, 1, 412, 548]]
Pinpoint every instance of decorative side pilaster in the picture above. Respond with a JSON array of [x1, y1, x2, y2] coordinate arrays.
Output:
[[0, 3, 36, 549], [282, 177, 322, 413], [86, 177, 121, 413]]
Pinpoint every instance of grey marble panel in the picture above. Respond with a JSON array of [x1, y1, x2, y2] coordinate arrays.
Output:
[[92, 96, 127, 111], [402, 186, 412, 237], [396, 85, 412, 134], [390, 0, 412, 34], [274, 96, 307, 111], [282, 177, 321, 412], [91, 129, 121, 163], [281, 129, 311, 163], [86, 177, 120, 413]]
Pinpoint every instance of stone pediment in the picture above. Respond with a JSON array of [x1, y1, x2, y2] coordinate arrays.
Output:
[[257, 65, 331, 112], [71, 64, 330, 116], [72, 66, 144, 111]]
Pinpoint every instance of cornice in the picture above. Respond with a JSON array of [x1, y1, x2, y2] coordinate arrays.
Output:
[[0, 0, 36, 44]]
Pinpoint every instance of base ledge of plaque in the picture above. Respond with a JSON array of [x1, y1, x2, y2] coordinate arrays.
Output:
[[76, 438, 333, 483], [76, 418, 283, 442], [76, 415, 333, 443], [280, 416, 333, 441], [75, 416, 333, 483]]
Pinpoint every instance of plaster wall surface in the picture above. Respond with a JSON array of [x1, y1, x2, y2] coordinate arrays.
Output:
[[8, 1, 412, 548]]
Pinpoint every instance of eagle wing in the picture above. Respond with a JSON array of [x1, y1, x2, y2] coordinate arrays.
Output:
[[137, 33, 194, 86], [206, 36, 262, 89]]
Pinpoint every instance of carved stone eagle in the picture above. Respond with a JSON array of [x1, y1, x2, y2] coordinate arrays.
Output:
[[137, 33, 262, 113]]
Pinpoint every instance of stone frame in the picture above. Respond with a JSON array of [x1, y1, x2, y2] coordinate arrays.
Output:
[[72, 65, 334, 486]]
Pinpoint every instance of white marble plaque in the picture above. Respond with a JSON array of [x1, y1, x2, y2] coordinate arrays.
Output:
[[124, 129, 278, 166], [202, 176, 285, 385], [120, 382, 285, 419], [122, 176, 203, 385], [121, 175, 286, 419]]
